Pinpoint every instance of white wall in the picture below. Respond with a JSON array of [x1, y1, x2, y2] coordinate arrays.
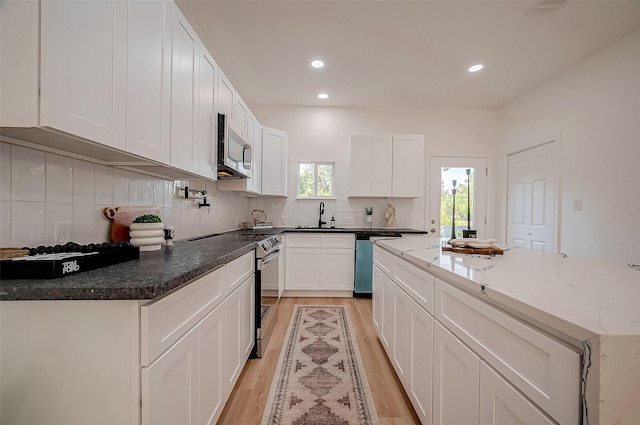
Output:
[[497, 28, 640, 263], [251, 106, 498, 232], [0, 141, 250, 247]]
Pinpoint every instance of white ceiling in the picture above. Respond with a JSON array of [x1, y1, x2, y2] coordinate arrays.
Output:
[[176, 0, 640, 109]]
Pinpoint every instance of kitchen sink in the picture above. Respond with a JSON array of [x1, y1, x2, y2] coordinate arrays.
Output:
[[294, 226, 347, 231]]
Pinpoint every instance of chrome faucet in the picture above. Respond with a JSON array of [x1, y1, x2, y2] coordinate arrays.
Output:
[[318, 202, 326, 228]]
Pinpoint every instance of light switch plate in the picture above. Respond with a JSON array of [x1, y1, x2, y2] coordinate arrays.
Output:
[[573, 198, 583, 211]]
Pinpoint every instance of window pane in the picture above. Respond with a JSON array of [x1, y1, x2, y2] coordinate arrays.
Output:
[[298, 163, 315, 197], [440, 167, 474, 238], [317, 164, 333, 197], [297, 162, 335, 198]]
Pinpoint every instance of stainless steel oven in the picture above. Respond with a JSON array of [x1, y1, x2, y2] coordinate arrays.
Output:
[[253, 234, 283, 357]]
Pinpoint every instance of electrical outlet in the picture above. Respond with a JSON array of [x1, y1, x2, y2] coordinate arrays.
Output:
[[573, 198, 583, 211], [55, 222, 72, 245], [344, 216, 355, 225]]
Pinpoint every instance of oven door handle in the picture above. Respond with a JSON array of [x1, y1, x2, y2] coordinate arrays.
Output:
[[261, 248, 281, 267]]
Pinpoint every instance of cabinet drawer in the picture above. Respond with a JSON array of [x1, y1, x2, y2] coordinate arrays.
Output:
[[373, 245, 394, 277], [395, 257, 435, 315], [286, 233, 321, 248], [141, 266, 225, 365], [435, 280, 581, 425], [321, 233, 355, 248], [226, 251, 255, 293]]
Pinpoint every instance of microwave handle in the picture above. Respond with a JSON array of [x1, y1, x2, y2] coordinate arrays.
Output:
[[243, 144, 252, 170]]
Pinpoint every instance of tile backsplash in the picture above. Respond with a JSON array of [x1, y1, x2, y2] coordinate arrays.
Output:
[[0, 141, 250, 248]]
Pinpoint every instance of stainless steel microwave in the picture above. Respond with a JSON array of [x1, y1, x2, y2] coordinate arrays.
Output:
[[217, 113, 252, 179]]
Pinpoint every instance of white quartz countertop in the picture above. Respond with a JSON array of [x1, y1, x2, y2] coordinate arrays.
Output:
[[375, 236, 640, 344]]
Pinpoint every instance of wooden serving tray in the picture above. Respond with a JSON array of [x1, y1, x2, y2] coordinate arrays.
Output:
[[0, 248, 30, 259], [442, 245, 504, 255]]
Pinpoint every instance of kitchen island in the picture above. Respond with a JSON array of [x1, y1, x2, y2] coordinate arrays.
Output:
[[374, 235, 640, 425]]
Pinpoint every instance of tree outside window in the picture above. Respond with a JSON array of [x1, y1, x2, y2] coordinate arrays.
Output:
[[298, 162, 334, 198], [440, 167, 475, 238]]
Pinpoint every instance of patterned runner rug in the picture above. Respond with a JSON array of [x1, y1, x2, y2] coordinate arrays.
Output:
[[261, 305, 379, 425]]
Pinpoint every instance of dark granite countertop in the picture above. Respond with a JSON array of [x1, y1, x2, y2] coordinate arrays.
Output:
[[0, 227, 425, 301]]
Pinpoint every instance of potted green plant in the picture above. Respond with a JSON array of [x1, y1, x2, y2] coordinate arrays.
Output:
[[129, 214, 164, 251], [365, 207, 373, 223]]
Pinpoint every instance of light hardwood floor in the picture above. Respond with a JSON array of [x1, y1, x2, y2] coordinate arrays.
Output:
[[217, 297, 420, 424]]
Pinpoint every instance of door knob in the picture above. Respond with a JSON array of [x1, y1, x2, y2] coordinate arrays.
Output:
[[430, 228, 436, 233]]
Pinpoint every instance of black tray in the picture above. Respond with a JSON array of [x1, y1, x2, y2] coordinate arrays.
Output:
[[0, 247, 140, 279]]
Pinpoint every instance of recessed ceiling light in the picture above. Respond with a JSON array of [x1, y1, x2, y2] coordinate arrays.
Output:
[[311, 59, 325, 69], [468, 64, 484, 73], [318, 93, 329, 99]]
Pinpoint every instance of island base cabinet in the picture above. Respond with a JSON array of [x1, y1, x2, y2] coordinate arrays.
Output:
[[479, 363, 554, 425], [409, 302, 434, 425], [433, 321, 480, 425]]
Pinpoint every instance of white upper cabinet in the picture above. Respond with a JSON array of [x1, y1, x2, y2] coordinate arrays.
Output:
[[233, 96, 249, 139], [40, 0, 127, 149], [349, 135, 393, 197], [169, 3, 199, 174], [0, 0, 280, 186], [247, 118, 262, 194], [126, 0, 171, 164], [217, 70, 235, 118], [392, 134, 424, 197], [197, 49, 218, 180], [348, 134, 423, 197], [261, 126, 288, 197]]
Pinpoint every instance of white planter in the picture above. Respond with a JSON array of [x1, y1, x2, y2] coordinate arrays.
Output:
[[129, 222, 164, 251], [365, 215, 373, 223]]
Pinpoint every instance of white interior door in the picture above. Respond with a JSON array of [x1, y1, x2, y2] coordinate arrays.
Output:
[[506, 142, 557, 251], [428, 157, 487, 238]]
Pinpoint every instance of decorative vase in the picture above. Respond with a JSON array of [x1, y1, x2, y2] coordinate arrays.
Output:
[[129, 222, 165, 251]]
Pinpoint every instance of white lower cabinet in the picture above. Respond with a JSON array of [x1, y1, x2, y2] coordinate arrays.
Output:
[[433, 321, 480, 425], [409, 297, 434, 425], [374, 262, 433, 425], [142, 250, 255, 425], [225, 273, 256, 391], [392, 283, 412, 386], [372, 246, 575, 425], [479, 362, 554, 425], [285, 247, 321, 290], [198, 304, 227, 425], [143, 303, 228, 425], [285, 233, 355, 292], [143, 324, 200, 425]]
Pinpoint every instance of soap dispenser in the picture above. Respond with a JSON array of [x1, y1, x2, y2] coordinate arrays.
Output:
[[330, 216, 336, 228]]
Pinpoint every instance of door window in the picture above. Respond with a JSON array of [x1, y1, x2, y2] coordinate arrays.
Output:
[[429, 157, 487, 238]]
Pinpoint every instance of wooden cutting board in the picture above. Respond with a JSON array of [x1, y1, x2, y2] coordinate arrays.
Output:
[[442, 245, 504, 255], [103, 206, 161, 242]]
